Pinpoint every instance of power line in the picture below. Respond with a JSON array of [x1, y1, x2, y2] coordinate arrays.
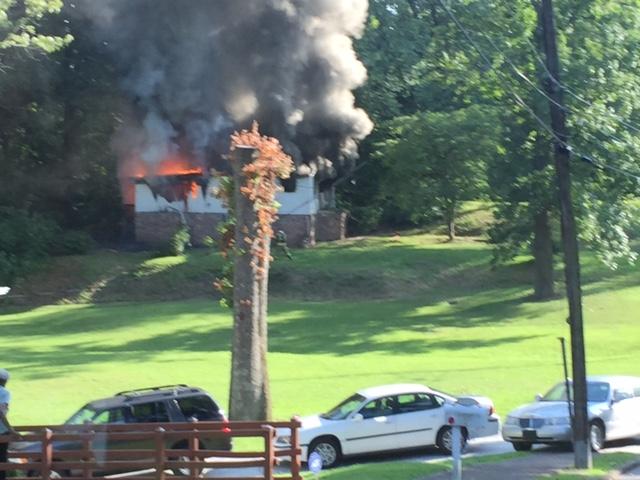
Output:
[[435, 0, 568, 145], [438, 0, 640, 184], [471, 23, 640, 151], [524, 36, 640, 136]]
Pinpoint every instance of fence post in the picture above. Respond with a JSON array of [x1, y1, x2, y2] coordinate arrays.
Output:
[[41, 429, 52, 480], [290, 417, 302, 480], [154, 427, 166, 480], [263, 426, 275, 480], [188, 423, 200, 479], [83, 430, 93, 479]]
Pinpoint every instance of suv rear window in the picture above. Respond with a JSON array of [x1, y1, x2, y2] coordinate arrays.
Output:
[[130, 401, 170, 423], [176, 395, 220, 421]]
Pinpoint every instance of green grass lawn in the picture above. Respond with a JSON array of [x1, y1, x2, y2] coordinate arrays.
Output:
[[304, 461, 447, 479], [539, 452, 639, 479], [1, 233, 638, 428]]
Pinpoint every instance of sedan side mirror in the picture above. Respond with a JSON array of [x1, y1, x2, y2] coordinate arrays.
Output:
[[352, 413, 364, 422], [535, 394, 543, 402]]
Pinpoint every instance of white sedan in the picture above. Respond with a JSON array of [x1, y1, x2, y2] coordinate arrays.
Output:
[[276, 383, 500, 468]]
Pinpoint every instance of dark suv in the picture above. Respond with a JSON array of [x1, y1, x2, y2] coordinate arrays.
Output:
[[66, 384, 229, 430], [14, 385, 231, 475]]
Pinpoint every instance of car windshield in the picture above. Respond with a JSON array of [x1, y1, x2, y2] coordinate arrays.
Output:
[[542, 381, 610, 403], [320, 394, 366, 420], [66, 406, 101, 425]]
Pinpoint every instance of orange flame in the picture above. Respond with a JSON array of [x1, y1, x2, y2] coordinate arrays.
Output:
[[119, 153, 204, 204]]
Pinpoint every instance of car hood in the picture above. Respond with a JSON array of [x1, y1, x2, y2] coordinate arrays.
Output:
[[300, 414, 330, 431], [508, 401, 609, 418], [275, 415, 334, 442]]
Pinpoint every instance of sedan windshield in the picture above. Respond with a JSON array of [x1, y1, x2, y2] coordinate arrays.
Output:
[[66, 406, 101, 425], [542, 382, 610, 403], [320, 394, 366, 420]]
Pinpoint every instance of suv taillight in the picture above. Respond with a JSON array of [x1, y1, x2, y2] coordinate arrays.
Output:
[[222, 415, 231, 433], [489, 405, 495, 416]]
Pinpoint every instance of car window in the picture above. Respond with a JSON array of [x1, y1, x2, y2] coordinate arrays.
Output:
[[130, 401, 170, 423], [176, 396, 220, 421], [542, 381, 610, 403], [396, 393, 441, 413], [359, 396, 396, 419], [66, 406, 99, 425], [321, 394, 366, 420], [91, 408, 130, 425]]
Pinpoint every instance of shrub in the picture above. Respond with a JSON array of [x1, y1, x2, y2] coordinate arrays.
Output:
[[49, 230, 95, 255], [0, 208, 59, 283], [169, 226, 191, 256]]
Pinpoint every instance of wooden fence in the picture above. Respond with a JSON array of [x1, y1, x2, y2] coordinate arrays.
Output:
[[0, 418, 301, 480]]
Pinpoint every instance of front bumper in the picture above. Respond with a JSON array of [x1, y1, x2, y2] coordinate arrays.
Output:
[[502, 424, 572, 443]]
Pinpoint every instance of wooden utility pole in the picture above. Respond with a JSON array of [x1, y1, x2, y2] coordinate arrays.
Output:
[[538, 0, 592, 468], [228, 146, 272, 421]]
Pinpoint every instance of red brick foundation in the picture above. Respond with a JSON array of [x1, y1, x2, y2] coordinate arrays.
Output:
[[135, 210, 347, 248]]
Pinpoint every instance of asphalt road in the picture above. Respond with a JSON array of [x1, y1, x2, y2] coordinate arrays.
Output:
[[203, 435, 640, 477]]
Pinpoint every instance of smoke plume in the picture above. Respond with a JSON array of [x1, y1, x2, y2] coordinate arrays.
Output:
[[77, 0, 373, 182]]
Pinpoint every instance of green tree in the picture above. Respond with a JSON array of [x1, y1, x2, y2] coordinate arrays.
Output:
[[0, 0, 71, 61], [377, 106, 501, 240]]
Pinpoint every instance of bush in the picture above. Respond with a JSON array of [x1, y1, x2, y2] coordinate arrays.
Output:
[[0, 208, 59, 283], [169, 226, 191, 256], [153, 226, 192, 257], [49, 230, 95, 255]]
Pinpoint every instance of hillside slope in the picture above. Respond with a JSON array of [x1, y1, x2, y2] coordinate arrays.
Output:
[[1, 232, 638, 425]]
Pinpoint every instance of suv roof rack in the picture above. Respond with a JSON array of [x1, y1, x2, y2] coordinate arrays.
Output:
[[115, 384, 191, 396]]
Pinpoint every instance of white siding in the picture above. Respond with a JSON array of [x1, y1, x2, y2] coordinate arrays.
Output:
[[135, 176, 318, 215]]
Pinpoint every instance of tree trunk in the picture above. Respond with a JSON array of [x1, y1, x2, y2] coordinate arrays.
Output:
[[533, 209, 555, 300], [228, 146, 272, 421], [445, 202, 456, 241]]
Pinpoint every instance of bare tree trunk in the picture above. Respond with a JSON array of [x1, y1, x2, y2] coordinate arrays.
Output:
[[533, 209, 555, 300], [445, 202, 456, 241], [228, 146, 272, 421]]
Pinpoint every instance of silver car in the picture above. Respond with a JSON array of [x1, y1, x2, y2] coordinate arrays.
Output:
[[502, 375, 640, 452]]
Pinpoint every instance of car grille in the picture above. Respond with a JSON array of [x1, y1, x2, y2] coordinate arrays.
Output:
[[519, 418, 544, 429]]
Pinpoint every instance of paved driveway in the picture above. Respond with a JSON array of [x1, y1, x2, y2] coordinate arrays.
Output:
[[200, 435, 640, 478]]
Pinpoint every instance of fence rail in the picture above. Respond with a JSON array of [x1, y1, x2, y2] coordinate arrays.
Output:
[[0, 418, 301, 480]]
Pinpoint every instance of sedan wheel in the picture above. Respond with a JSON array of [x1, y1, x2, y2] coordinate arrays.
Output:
[[589, 422, 605, 452], [309, 438, 341, 468], [436, 427, 467, 455]]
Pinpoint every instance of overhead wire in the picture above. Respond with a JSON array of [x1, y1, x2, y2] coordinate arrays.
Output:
[[471, 18, 640, 152], [523, 36, 640, 136], [436, 0, 640, 184]]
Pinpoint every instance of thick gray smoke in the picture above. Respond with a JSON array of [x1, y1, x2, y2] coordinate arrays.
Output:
[[77, 0, 373, 182]]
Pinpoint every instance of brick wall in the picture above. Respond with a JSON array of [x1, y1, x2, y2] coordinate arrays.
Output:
[[135, 211, 346, 248], [135, 212, 226, 247], [316, 211, 347, 242]]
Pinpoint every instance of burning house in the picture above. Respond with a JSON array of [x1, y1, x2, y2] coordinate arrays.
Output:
[[123, 156, 346, 247], [79, 0, 372, 247]]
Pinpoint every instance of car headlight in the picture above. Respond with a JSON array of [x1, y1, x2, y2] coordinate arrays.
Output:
[[505, 415, 519, 426], [544, 417, 570, 426], [276, 435, 291, 446]]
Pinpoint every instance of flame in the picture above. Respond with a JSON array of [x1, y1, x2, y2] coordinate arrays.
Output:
[[121, 154, 203, 179], [119, 153, 204, 204]]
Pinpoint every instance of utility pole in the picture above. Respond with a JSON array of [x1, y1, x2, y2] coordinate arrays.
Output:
[[538, 0, 592, 469]]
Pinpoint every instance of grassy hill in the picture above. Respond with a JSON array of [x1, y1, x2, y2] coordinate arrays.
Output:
[[1, 232, 639, 429]]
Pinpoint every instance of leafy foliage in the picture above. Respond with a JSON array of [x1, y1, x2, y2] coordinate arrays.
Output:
[[376, 106, 502, 237], [0, 207, 58, 283]]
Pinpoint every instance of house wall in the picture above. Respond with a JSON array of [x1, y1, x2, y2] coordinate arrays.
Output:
[[134, 176, 318, 215], [134, 176, 344, 247]]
